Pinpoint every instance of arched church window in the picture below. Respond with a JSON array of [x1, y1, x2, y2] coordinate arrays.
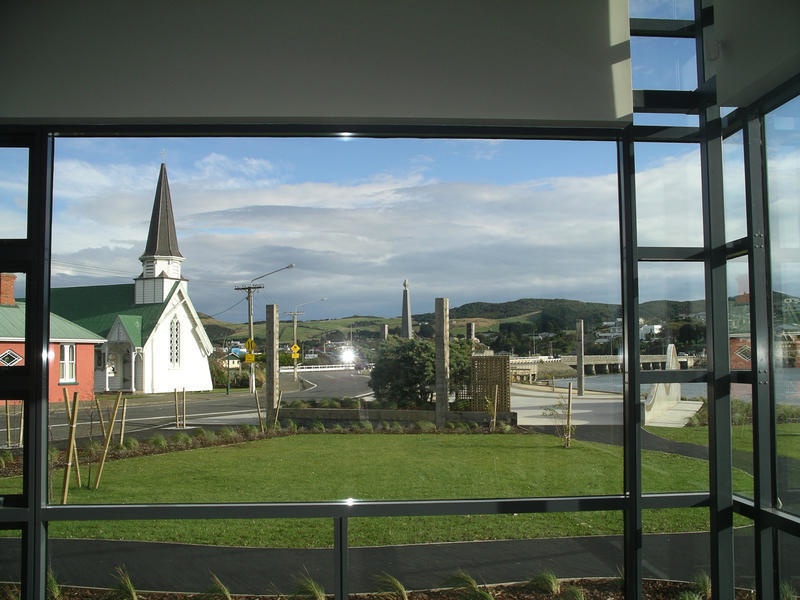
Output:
[[170, 317, 180, 366]]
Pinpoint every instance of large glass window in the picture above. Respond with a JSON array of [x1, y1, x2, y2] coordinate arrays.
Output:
[[766, 94, 800, 517], [635, 142, 703, 247], [0, 148, 28, 240]]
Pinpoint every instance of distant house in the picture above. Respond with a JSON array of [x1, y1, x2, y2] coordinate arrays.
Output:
[[0, 273, 105, 402], [50, 163, 214, 394]]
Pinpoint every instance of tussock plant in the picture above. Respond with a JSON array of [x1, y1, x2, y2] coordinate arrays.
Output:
[[693, 570, 711, 600], [677, 592, 703, 600], [526, 571, 560, 595], [0, 583, 19, 600], [560, 585, 585, 600], [45, 569, 61, 600], [444, 570, 493, 600], [780, 581, 798, 600], [111, 566, 138, 600], [291, 571, 326, 600], [147, 434, 167, 449], [374, 572, 409, 600], [203, 572, 233, 600]]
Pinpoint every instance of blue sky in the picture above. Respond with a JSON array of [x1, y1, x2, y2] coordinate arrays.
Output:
[[45, 137, 626, 323], [1, 133, 767, 324]]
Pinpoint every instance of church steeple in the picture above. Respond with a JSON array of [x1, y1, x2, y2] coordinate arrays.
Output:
[[135, 163, 185, 304], [142, 163, 183, 260]]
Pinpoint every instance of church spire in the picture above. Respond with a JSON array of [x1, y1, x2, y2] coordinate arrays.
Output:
[[142, 163, 183, 260], [135, 163, 185, 305]]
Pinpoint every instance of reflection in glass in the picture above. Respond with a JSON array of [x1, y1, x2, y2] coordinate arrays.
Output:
[[631, 37, 697, 91], [0, 148, 28, 240], [49, 519, 333, 596], [629, 0, 694, 20], [767, 95, 800, 516], [349, 513, 623, 594], [635, 142, 703, 246], [723, 130, 747, 242]]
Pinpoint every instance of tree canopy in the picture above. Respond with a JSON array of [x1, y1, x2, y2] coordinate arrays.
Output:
[[368, 337, 473, 409]]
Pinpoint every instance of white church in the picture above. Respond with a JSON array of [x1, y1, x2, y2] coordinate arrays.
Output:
[[51, 163, 214, 394]]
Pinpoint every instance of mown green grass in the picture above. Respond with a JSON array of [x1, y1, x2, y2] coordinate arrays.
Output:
[[646, 422, 800, 460], [1, 432, 752, 547]]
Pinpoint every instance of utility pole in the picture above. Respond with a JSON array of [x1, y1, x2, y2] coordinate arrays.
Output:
[[286, 297, 326, 382], [235, 264, 294, 394]]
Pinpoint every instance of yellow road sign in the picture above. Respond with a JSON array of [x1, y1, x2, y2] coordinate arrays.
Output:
[[291, 343, 300, 353], [245, 338, 256, 352], [291, 352, 300, 359], [244, 353, 255, 363]]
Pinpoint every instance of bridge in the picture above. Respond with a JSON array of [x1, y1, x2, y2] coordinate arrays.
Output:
[[279, 364, 356, 373], [509, 354, 696, 379]]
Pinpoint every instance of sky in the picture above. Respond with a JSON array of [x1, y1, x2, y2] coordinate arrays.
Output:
[[2, 127, 795, 324], [47, 137, 627, 323], [0, 134, 748, 324]]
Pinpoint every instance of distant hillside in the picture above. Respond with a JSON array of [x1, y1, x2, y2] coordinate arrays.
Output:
[[416, 298, 622, 333], [201, 297, 715, 346]]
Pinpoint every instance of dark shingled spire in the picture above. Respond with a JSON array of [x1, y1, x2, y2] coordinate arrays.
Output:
[[142, 163, 183, 259]]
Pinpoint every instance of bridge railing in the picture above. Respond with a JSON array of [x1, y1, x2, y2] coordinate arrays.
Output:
[[279, 364, 355, 373]]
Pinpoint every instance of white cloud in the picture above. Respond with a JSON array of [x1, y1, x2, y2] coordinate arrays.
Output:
[[49, 140, 794, 323]]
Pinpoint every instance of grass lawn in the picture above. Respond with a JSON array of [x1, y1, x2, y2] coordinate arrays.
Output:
[[1, 432, 752, 547], [646, 422, 800, 460]]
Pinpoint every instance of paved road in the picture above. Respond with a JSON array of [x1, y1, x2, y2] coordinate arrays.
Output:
[[0, 528, 771, 594]]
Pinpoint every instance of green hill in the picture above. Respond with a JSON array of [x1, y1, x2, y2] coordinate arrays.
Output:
[[200, 297, 712, 346]]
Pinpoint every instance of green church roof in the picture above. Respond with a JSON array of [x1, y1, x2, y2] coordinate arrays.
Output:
[[0, 301, 106, 342], [50, 283, 173, 344]]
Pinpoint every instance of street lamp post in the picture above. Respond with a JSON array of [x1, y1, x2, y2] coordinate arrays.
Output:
[[235, 264, 294, 394], [287, 298, 326, 382]]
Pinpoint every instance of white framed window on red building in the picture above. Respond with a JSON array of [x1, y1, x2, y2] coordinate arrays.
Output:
[[59, 343, 76, 383]]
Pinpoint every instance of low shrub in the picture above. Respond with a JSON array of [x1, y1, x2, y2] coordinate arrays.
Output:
[[147, 434, 167, 449], [218, 426, 242, 444], [416, 420, 437, 433], [240, 423, 259, 440], [310, 420, 326, 433], [170, 431, 193, 448], [527, 571, 560, 594], [122, 437, 139, 451], [353, 420, 374, 433]]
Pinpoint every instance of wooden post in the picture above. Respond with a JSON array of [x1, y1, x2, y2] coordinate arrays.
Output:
[[94, 392, 122, 489], [566, 382, 573, 448], [62, 390, 82, 488], [17, 401, 23, 447], [274, 390, 283, 430], [4, 399, 10, 447], [182, 388, 187, 429], [254, 389, 265, 433], [118, 397, 128, 447], [61, 393, 81, 504], [492, 385, 499, 432], [174, 389, 180, 428], [94, 396, 107, 440]]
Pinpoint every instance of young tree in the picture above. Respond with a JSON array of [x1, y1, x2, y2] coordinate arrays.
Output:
[[368, 338, 474, 408], [369, 338, 435, 408]]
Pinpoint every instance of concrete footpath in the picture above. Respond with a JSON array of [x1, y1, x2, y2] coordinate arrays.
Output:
[[0, 529, 768, 594]]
